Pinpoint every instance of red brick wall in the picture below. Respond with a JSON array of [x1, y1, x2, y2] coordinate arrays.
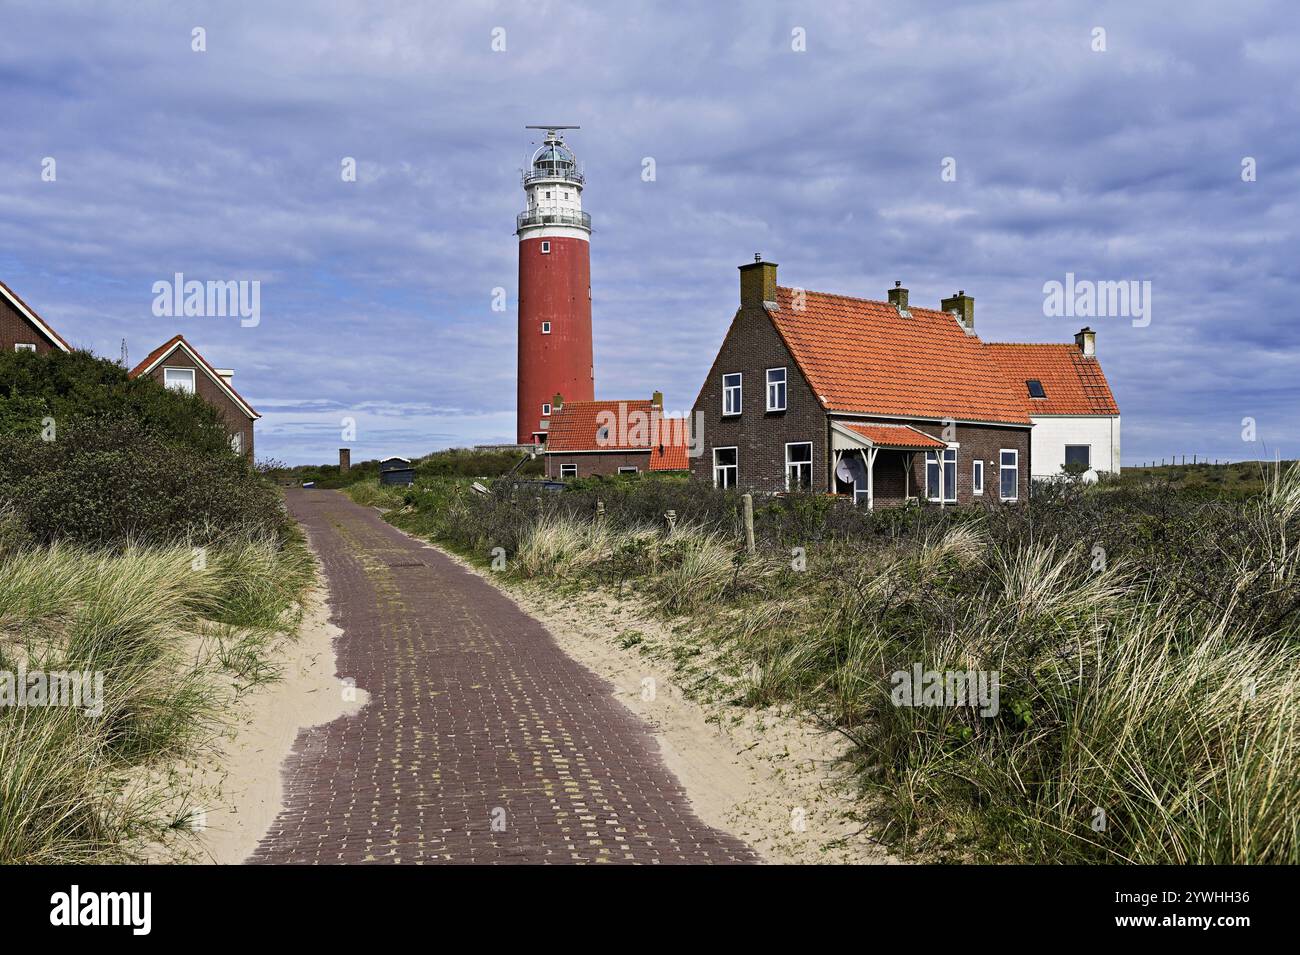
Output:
[[142, 346, 255, 457], [689, 304, 829, 492], [0, 295, 59, 353], [545, 450, 651, 479]]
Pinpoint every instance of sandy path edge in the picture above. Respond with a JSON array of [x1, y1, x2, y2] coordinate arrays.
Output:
[[189, 547, 368, 865], [393, 524, 898, 866]]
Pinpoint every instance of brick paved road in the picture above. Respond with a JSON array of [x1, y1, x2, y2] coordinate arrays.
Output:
[[248, 489, 755, 864]]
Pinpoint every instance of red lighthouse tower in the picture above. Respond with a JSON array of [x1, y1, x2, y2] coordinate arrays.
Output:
[[517, 126, 594, 444]]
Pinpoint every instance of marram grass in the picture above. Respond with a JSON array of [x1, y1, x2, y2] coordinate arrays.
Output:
[[0, 530, 312, 864], [389, 467, 1300, 864]]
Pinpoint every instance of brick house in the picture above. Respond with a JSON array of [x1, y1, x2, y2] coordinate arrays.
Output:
[[543, 393, 690, 479], [689, 259, 1036, 506], [129, 334, 260, 456], [1, 280, 73, 354], [985, 331, 1120, 480]]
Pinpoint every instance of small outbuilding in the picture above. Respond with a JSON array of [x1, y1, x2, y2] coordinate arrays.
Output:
[[379, 456, 416, 486]]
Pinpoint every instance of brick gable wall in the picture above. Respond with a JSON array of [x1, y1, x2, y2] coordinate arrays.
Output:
[[143, 346, 255, 457], [0, 295, 58, 353], [689, 304, 829, 491]]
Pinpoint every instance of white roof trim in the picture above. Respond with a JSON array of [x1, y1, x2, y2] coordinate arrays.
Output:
[[0, 283, 70, 352], [136, 340, 259, 419]]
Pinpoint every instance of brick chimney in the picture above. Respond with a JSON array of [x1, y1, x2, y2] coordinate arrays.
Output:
[[651, 390, 663, 410], [888, 280, 909, 314], [942, 290, 974, 331], [339, 448, 351, 472], [1074, 326, 1096, 357], [739, 254, 778, 308]]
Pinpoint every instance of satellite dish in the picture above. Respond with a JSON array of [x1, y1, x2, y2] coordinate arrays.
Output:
[[836, 457, 859, 484]]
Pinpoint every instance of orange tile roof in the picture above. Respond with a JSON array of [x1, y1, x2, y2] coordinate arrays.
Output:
[[768, 287, 1030, 425], [545, 399, 691, 468], [128, 333, 260, 419], [984, 343, 1119, 416], [650, 436, 690, 470], [837, 422, 947, 450]]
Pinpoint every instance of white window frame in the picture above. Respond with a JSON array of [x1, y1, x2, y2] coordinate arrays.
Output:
[[541, 321, 551, 334], [559, 463, 577, 479], [766, 367, 787, 412], [722, 373, 742, 416], [14, 343, 37, 352], [925, 448, 958, 503], [972, 459, 984, 496], [1000, 449, 1019, 501], [541, 403, 551, 416], [163, 367, 196, 394], [617, 466, 638, 475], [713, 446, 738, 488], [540, 240, 551, 254], [784, 441, 812, 491], [1064, 444, 1091, 469], [230, 431, 243, 454]]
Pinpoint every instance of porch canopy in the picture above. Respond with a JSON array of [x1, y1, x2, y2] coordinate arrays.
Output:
[[830, 421, 948, 508]]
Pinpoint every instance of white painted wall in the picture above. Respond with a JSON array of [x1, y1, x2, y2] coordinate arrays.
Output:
[[1029, 415, 1121, 478]]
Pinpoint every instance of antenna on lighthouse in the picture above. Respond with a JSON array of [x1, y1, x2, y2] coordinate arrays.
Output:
[[525, 124, 580, 143]]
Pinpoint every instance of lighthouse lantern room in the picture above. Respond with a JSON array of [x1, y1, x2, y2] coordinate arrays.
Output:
[[516, 126, 595, 445]]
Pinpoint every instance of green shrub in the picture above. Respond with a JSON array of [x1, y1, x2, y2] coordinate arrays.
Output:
[[0, 348, 230, 453], [0, 418, 285, 548]]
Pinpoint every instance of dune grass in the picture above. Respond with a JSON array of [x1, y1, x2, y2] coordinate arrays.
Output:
[[375, 466, 1300, 864], [0, 529, 313, 864]]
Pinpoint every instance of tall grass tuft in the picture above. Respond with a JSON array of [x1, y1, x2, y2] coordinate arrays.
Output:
[[0, 528, 313, 863]]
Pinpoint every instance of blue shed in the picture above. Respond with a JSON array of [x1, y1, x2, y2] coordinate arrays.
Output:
[[379, 456, 415, 486]]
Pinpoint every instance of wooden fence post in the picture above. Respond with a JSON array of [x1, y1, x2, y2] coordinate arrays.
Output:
[[742, 493, 755, 555]]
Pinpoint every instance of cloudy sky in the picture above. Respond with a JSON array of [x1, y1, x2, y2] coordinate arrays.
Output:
[[3, 0, 1297, 465]]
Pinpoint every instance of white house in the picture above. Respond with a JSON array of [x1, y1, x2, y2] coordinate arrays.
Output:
[[986, 328, 1120, 480]]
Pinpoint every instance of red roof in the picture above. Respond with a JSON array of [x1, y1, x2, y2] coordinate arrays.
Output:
[[0, 279, 73, 352], [984, 343, 1119, 416], [650, 437, 690, 471], [545, 398, 691, 469], [836, 422, 947, 450], [128, 334, 259, 419], [767, 287, 1030, 426]]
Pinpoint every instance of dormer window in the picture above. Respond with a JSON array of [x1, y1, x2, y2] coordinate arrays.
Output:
[[1026, 379, 1046, 399]]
